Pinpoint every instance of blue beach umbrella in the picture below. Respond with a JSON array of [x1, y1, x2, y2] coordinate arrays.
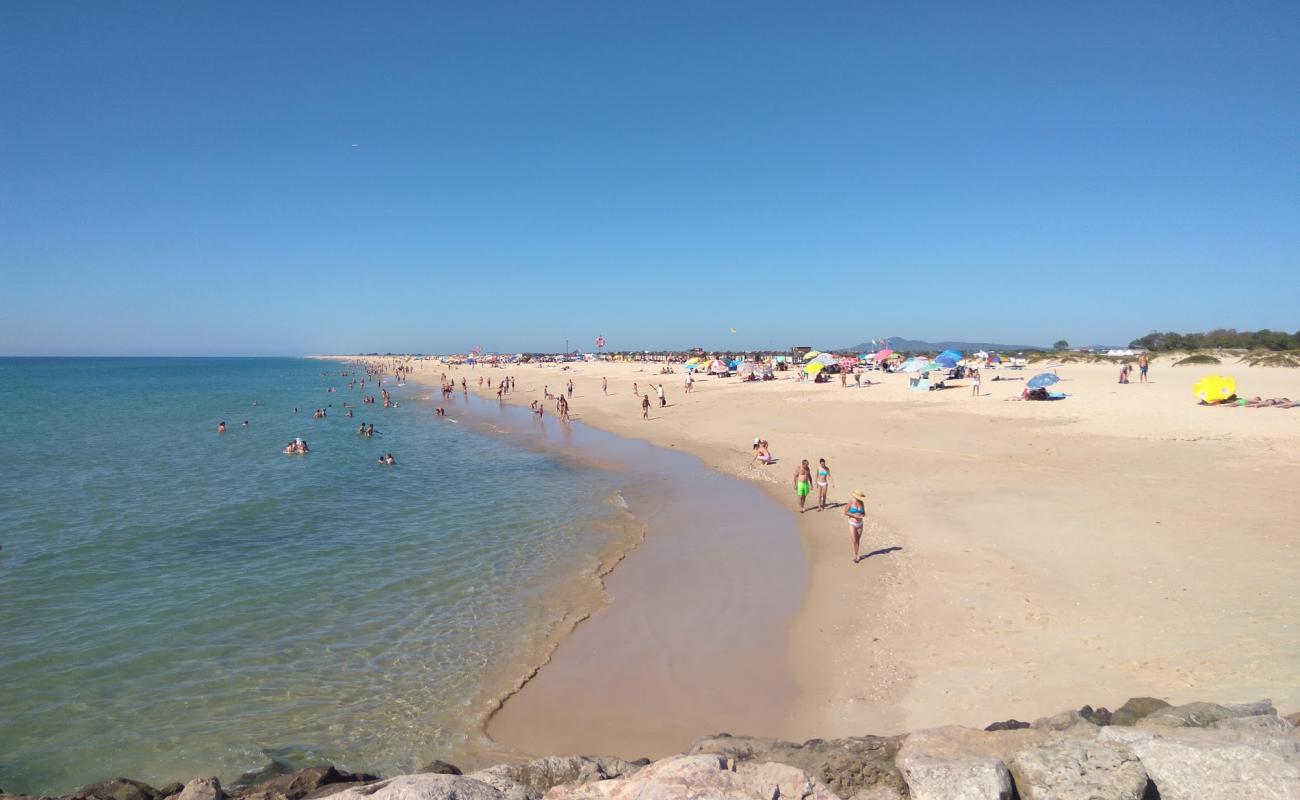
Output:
[[935, 355, 958, 368], [938, 349, 962, 361], [1027, 372, 1061, 389]]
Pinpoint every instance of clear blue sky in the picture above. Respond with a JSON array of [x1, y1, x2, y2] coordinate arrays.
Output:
[[3, 1, 1297, 355]]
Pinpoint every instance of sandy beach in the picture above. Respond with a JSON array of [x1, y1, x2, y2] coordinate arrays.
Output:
[[376, 355, 1299, 756]]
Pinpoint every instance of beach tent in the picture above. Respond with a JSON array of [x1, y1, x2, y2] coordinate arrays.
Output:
[[728, 359, 741, 370], [898, 357, 929, 373], [1194, 374, 1236, 403], [709, 359, 730, 375]]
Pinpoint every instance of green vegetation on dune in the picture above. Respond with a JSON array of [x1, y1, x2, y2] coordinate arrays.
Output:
[[1130, 329, 1300, 351]]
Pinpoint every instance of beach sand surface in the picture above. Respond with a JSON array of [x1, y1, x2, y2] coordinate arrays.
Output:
[[361, 355, 1300, 753]]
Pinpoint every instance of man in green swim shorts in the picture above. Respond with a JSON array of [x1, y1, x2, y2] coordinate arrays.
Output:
[[793, 459, 814, 513]]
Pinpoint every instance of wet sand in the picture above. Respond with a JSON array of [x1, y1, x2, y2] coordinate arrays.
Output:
[[443, 391, 806, 759]]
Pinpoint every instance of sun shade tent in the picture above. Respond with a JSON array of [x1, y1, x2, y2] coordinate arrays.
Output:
[[709, 359, 730, 374], [1194, 374, 1236, 403]]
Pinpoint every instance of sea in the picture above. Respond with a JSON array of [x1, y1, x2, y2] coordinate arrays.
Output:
[[0, 357, 638, 795]]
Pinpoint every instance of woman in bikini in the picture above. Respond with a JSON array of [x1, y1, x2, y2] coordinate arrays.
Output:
[[845, 489, 867, 562], [793, 460, 813, 513], [815, 458, 833, 511]]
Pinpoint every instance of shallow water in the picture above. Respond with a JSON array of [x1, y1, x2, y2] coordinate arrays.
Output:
[[0, 358, 633, 795]]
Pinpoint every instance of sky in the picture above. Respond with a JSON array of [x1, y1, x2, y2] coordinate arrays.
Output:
[[2, 1, 1297, 355]]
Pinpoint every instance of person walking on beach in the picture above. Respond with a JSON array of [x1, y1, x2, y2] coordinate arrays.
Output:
[[1139, 353, 1150, 383], [602, 376, 608, 395], [793, 459, 813, 513], [684, 372, 694, 393], [633, 382, 639, 398], [641, 393, 651, 420], [567, 379, 574, 398], [846, 489, 867, 562], [971, 368, 981, 398], [815, 458, 834, 511]]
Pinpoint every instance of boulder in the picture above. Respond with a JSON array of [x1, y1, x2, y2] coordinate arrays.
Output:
[[464, 757, 638, 800], [540, 755, 838, 800], [1109, 698, 1171, 727], [233, 764, 295, 791], [72, 778, 164, 800], [176, 779, 223, 800], [1031, 710, 1096, 733], [327, 775, 502, 800], [1137, 699, 1277, 729], [897, 753, 1014, 800], [1130, 729, 1300, 799], [982, 720, 1029, 732], [898, 725, 1069, 764], [159, 784, 186, 798], [235, 767, 380, 800], [1287, 712, 1300, 728], [1212, 714, 1295, 733], [687, 733, 906, 799], [1008, 739, 1150, 800], [417, 764, 461, 778], [1078, 705, 1113, 726]]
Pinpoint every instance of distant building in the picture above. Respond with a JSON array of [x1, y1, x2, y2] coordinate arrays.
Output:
[[791, 345, 812, 362]]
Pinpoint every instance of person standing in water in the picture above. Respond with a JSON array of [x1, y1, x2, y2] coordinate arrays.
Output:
[[793, 459, 813, 513], [815, 458, 834, 511], [846, 489, 867, 562]]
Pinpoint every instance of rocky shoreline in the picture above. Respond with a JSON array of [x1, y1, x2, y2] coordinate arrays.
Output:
[[6, 698, 1298, 800]]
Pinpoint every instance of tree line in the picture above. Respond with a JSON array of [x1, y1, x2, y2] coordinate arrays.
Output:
[[1129, 329, 1300, 352]]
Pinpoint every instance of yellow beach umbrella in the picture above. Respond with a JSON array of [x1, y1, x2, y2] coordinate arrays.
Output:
[[1193, 374, 1236, 403], [802, 350, 821, 361], [804, 362, 825, 374], [685, 357, 701, 365]]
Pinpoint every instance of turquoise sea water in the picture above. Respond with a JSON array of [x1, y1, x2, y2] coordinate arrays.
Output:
[[0, 358, 631, 795]]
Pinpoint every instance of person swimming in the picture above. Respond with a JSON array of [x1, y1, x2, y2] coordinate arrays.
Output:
[[217, 421, 226, 433]]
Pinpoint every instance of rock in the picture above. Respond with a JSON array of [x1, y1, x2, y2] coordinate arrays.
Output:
[[72, 778, 164, 800], [1213, 714, 1295, 733], [897, 753, 1014, 800], [159, 784, 186, 798], [1130, 729, 1300, 799], [1287, 712, 1300, 728], [1137, 699, 1277, 729], [1078, 705, 1113, 726], [1031, 710, 1096, 732], [304, 783, 378, 800], [687, 733, 906, 799], [982, 720, 1030, 732], [235, 767, 380, 800], [898, 724, 1068, 764], [465, 757, 638, 800], [1008, 739, 1150, 800], [234, 764, 296, 791], [417, 764, 461, 777], [1109, 698, 1171, 727], [327, 775, 502, 800], [540, 754, 838, 800], [176, 779, 223, 800]]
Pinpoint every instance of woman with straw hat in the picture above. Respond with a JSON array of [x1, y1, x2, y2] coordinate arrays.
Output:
[[846, 489, 867, 563]]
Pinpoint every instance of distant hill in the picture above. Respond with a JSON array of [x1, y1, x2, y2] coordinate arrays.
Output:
[[840, 336, 1046, 353]]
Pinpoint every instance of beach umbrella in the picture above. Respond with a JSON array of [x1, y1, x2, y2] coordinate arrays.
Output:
[[802, 350, 821, 361], [838, 357, 857, 369], [874, 348, 893, 361], [921, 362, 944, 373], [685, 356, 701, 365], [1027, 372, 1061, 389], [935, 355, 958, 368], [736, 360, 758, 376], [728, 359, 741, 370], [809, 352, 836, 366], [938, 349, 962, 362], [988, 355, 1001, 364], [803, 362, 825, 374], [1193, 374, 1236, 403], [898, 358, 924, 373]]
